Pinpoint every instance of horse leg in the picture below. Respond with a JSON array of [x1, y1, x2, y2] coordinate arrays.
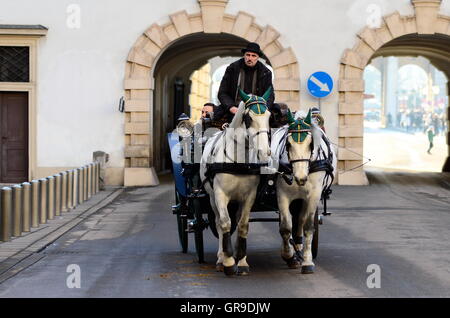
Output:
[[234, 192, 256, 276], [292, 199, 304, 254], [300, 210, 315, 274], [278, 194, 299, 269], [209, 196, 224, 272], [300, 175, 325, 274], [214, 188, 237, 276], [300, 194, 321, 274]]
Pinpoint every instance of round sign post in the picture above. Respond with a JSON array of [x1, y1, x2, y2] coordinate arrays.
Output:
[[307, 71, 334, 111]]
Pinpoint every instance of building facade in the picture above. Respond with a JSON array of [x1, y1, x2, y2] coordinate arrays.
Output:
[[1, 0, 449, 186]]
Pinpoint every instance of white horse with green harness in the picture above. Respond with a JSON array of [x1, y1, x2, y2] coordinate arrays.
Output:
[[273, 109, 336, 274], [200, 88, 272, 276]]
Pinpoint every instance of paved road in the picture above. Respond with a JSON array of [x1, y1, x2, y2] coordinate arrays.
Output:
[[0, 172, 449, 298]]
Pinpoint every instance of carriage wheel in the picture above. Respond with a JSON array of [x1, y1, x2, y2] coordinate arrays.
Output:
[[194, 229, 204, 263], [177, 214, 188, 253], [175, 190, 188, 253], [193, 198, 205, 263], [312, 208, 319, 259]]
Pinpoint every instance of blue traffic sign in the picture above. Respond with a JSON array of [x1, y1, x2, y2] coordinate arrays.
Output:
[[307, 71, 333, 98]]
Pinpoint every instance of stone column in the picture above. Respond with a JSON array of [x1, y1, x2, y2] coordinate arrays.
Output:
[[383, 57, 398, 128], [443, 81, 450, 172]]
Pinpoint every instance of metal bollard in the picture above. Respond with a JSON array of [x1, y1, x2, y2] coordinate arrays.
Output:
[[12, 185, 23, 237], [87, 164, 92, 199], [22, 182, 31, 232], [54, 174, 62, 216], [95, 162, 100, 194], [73, 169, 79, 207], [78, 167, 84, 204], [68, 170, 74, 209], [92, 163, 96, 193], [31, 180, 39, 227], [91, 163, 95, 195], [92, 163, 96, 194], [61, 172, 68, 212], [97, 161, 101, 192], [47, 176, 55, 220], [39, 178, 48, 224], [1, 187, 12, 242]]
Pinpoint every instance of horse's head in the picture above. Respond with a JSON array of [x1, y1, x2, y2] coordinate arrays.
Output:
[[286, 109, 313, 186], [239, 88, 272, 162]]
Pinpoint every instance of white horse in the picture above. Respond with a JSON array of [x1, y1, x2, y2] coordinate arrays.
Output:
[[272, 109, 336, 274], [200, 88, 272, 276]]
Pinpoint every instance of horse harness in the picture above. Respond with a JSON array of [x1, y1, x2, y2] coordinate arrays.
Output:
[[279, 125, 335, 206], [203, 93, 271, 188], [286, 127, 313, 165]]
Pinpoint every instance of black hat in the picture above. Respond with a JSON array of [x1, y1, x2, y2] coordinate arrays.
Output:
[[311, 107, 321, 114], [177, 113, 190, 122], [241, 42, 262, 56]]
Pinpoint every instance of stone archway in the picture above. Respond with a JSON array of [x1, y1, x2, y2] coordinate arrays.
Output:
[[122, 0, 300, 186], [337, 0, 450, 185]]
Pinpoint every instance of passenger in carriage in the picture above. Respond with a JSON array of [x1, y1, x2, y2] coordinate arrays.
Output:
[[270, 102, 289, 128], [201, 102, 215, 119], [214, 42, 281, 126], [193, 102, 222, 147], [311, 106, 326, 132], [198, 102, 224, 131]]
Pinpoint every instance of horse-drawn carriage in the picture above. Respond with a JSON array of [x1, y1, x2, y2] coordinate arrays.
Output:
[[168, 89, 335, 275]]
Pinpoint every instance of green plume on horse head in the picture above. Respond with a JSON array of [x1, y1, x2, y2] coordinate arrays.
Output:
[[238, 87, 272, 115], [287, 108, 312, 143]]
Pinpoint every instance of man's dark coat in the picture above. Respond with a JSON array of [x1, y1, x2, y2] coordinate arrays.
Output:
[[215, 58, 275, 123]]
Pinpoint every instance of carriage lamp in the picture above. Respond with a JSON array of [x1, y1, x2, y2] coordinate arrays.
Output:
[[176, 119, 193, 138]]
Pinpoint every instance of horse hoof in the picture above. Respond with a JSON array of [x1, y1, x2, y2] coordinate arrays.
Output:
[[301, 265, 315, 274], [237, 266, 250, 276], [216, 263, 224, 272], [283, 256, 301, 269], [223, 264, 238, 276]]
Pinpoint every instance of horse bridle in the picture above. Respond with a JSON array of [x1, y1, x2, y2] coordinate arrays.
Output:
[[222, 103, 271, 163], [287, 128, 312, 165], [243, 99, 271, 139]]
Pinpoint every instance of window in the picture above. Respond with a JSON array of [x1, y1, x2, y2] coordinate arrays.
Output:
[[0, 46, 29, 82]]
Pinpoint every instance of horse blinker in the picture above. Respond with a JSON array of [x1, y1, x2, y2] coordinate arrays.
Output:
[[244, 114, 252, 129]]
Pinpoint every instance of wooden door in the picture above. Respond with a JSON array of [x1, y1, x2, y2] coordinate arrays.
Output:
[[0, 92, 28, 183]]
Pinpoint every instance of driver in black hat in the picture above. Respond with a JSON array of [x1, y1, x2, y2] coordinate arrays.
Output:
[[214, 42, 278, 125]]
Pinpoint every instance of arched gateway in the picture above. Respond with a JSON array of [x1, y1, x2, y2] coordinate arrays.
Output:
[[123, 0, 300, 186], [123, 0, 450, 186], [337, 0, 450, 184]]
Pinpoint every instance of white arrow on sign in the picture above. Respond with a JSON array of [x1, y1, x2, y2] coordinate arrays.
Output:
[[310, 76, 330, 92]]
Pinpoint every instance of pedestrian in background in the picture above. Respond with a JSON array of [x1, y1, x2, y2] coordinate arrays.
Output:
[[432, 113, 441, 135], [427, 126, 435, 154]]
